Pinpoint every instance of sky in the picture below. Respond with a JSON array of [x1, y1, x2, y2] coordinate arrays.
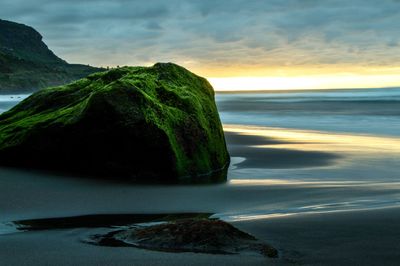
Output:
[[1, 0, 400, 90]]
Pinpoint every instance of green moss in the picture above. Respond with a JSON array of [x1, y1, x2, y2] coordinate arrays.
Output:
[[0, 63, 230, 182]]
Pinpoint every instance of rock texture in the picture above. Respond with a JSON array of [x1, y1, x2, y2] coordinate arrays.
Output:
[[90, 219, 278, 257], [0, 19, 101, 93], [0, 63, 229, 182]]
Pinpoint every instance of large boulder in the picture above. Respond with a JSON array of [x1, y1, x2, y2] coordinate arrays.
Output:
[[0, 63, 230, 182]]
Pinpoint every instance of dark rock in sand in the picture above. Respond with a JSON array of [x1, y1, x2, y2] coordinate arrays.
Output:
[[90, 219, 278, 258], [0, 63, 230, 182]]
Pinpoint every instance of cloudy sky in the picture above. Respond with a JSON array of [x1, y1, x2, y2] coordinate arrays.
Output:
[[2, 0, 400, 89]]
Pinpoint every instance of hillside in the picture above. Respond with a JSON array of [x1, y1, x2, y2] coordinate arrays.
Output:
[[0, 19, 102, 93]]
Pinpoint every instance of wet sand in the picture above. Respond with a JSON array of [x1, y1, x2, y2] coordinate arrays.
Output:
[[1, 127, 400, 265], [1, 205, 399, 265], [226, 130, 340, 169], [1, 90, 400, 265], [236, 207, 400, 265], [0, 231, 270, 266], [1, 162, 400, 265]]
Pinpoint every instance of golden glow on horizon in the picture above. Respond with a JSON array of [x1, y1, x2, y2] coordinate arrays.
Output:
[[208, 74, 400, 91]]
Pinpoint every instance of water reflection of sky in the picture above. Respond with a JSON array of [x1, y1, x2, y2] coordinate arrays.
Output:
[[219, 90, 400, 219], [0, 89, 399, 221], [225, 124, 400, 182], [217, 88, 400, 137]]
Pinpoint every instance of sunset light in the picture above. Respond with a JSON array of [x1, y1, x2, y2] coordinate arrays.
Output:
[[209, 74, 400, 91], [2, 1, 400, 264]]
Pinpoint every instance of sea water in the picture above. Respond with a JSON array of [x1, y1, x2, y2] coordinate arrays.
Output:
[[216, 88, 400, 137], [0, 88, 399, 221], [214, 88, 400, 219], [0, 94, 29, 113]]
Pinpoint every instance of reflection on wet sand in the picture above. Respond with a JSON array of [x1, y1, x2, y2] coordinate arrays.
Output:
[[225, 124, 400, 172], [225, 130, 339, 168], [225, 124, 400, 154]]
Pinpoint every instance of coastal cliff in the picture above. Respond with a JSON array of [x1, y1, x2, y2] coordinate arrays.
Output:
[[0, 19, 101, 93]]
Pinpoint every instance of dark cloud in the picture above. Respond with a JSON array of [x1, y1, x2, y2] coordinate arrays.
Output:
[[1, 0, 400, 72]]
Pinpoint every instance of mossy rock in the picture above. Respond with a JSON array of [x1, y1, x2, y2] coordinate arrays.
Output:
[[0, 63, 230, 182]]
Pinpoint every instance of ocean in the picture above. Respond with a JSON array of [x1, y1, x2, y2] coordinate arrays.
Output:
[[214, 88, 400, 220], [0, 88, 399, 218], [0, 88, 400, 264], [217, 87, 400, 136]]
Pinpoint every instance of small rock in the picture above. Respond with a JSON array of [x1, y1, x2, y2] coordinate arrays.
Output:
[[90, 219, 278, 258]]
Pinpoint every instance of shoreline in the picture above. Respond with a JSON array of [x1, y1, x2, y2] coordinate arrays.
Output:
[[1, 88, 400, 264], [0, 207, 399, 265], [215, 86, 400, 94]]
